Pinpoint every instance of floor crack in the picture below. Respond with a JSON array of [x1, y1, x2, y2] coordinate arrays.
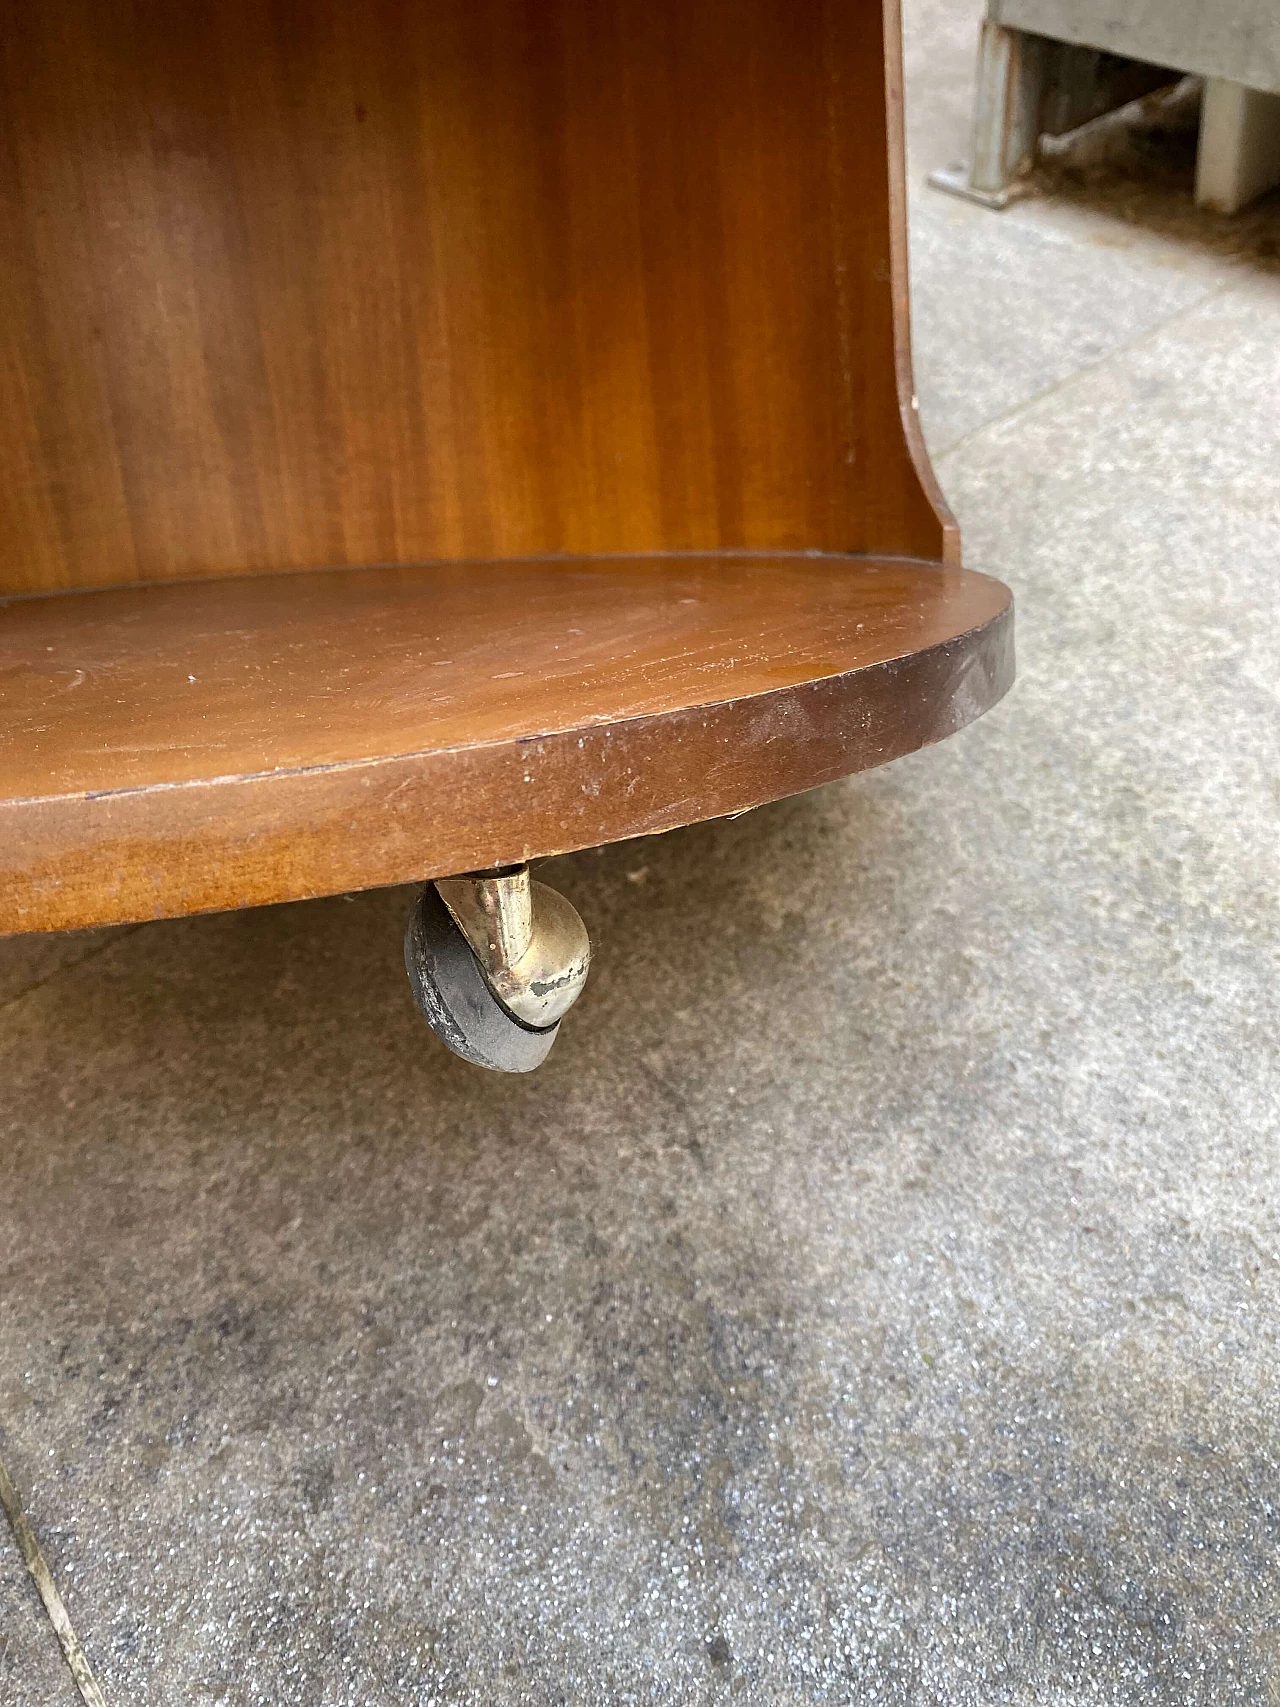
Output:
[[0, 926, 143, 1022], [0, 1446, 108, 1707], [930, 280, 1229, 465]]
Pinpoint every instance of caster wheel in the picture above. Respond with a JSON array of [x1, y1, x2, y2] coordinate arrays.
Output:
[[404, 866, 589, 1073]]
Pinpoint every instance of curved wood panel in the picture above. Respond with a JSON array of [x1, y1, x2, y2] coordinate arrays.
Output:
[[0, 555, 1012, 933], [0, 0, 946, 596], [0, 3, 1008, 945]]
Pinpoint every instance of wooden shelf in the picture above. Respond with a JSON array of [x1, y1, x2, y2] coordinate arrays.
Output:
[[0, 554, 1011, 933]]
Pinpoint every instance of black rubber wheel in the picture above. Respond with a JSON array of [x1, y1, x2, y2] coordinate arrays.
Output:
[[403, 883, 560, 1072]]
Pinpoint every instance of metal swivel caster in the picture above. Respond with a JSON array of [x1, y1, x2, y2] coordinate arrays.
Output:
[[404, 864, 590, 1072]]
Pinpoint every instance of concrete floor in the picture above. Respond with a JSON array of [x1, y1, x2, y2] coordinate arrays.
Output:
[[3, 5, 1280, 1703]]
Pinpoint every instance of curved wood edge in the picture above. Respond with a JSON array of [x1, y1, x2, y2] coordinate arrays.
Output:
[[0, 593, 1012, 935], [882, 0, 961, 567]]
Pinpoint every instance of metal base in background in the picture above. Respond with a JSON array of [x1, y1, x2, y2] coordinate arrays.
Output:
[[931, 18, 1184, 213], [943, 8, 1280, 218], [927, 162, 1032, 209], [931, 20, 1052, 212], [1196, 77, 1280, 214]]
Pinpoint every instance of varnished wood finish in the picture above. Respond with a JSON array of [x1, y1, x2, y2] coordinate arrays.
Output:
[[0, 0, 949, 596], [0, 556, 1012, 932], [0, 1, 1009, 937]]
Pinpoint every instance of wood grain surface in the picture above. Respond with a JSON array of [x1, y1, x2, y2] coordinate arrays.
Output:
[[0, 0, 1008, 938], [0, 0, 950, 596], [0, 555, 1012, 932]]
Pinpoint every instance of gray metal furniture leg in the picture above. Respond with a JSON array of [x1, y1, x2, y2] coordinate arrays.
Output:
[[930, 20, 1050, 208], [1196, 78, 1280, 214]]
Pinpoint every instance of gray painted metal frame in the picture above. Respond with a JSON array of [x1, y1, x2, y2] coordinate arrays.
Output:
[[932, 1, 1280, 213], [992, 0, 1280, 96]]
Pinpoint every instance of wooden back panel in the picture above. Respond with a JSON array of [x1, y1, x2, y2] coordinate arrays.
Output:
[[0, 0, 951, 595]]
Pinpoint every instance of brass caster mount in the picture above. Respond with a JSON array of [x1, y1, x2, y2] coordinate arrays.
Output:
[[404, 865, 590, 1072]]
